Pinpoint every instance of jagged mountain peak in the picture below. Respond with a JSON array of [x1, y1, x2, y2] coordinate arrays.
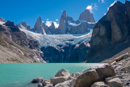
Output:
[[62, 10, 67, 18], [34, 17, 46, 35], [18, 22, 32, 30], [79, 9, 95, 22]]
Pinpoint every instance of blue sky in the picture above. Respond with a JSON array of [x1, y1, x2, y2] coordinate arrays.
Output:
[[0, 0, 126, 27]]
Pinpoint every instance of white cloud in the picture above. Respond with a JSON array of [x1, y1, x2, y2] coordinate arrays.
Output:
[[56, 19, 58, 21], [98, 0, 104, 3], [46, 18, 49, 21], [86, 5, 93, 13], [86, 3, 98, 13]]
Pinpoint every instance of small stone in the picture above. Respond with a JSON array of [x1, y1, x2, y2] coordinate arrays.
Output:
[[38, 83, 43, 87]]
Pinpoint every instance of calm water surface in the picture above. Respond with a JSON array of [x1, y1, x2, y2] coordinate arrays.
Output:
[[0, 63, 105, 87]]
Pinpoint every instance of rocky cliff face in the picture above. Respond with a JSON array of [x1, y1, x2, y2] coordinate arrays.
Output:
[[79, 9, 95, 22], [87, 1, 130, 62], [33, 17, 46, 35], [41, 42, 89, 63], [0, 19, 46, 63]]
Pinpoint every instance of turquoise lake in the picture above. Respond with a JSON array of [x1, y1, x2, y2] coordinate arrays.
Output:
[[0, 63, 105, 87]]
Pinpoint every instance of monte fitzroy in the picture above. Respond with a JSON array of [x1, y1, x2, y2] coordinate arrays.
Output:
[[1, 1, 130, 63]]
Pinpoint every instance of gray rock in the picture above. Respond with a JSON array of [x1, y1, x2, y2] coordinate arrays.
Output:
[[96, 64, 116, 80], [91, 81, 109, 87], [107, 78, 123, 87], [75, 69, 101, 87], [43, 80, 51, 86], [50, 76, 68, 85], [38, 83, 43, 87], [31, 77, 43, 83], [55, 69, 70, 77]]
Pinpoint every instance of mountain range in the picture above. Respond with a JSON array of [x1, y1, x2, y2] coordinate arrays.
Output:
[[18, 9, 95, 34], [0, 1, 130, 63]]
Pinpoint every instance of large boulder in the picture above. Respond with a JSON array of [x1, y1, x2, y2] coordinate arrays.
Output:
[[55, 69, 70, 77], [50, 76, 68, 85], [31, 77, 43, 83], [75, 69, 101, 87], [107, 78, 123, 87], [96, 64, 116, 80], [91, 81, 109, 87]]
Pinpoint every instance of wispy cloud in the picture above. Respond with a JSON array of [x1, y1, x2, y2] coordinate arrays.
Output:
[[98, 0, 104, 3], [86, 3, 98, 13]]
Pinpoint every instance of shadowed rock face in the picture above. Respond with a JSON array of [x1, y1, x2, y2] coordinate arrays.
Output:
[[87, 1, 130, 62], [41, 42, 89, 63], [79, 9, 95, 22]]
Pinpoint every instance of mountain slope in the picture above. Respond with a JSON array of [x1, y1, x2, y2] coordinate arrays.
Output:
[[0, 19, 46, 63], [87, 1, 130, 62]]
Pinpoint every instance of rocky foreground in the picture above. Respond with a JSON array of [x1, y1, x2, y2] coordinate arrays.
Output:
[[31, 52, 130, 87], [30, 52, 130, 87]]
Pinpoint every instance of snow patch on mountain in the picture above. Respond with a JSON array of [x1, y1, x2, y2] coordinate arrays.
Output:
[[108, 1, 117, 11], [46, 21, 59, 28], [20, 28, 92, 47], [0, 21, 5, 25]]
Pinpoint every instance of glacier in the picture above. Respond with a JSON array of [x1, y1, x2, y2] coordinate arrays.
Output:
[[20, 28, 92, 47]]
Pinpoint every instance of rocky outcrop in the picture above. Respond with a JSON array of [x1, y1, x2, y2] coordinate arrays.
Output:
[[41, 42, 89, 63], [88, 1, 130, 62], [0, 19, 46, 63], [33, 17, 46, 35], [58, 11, 67, 34]]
